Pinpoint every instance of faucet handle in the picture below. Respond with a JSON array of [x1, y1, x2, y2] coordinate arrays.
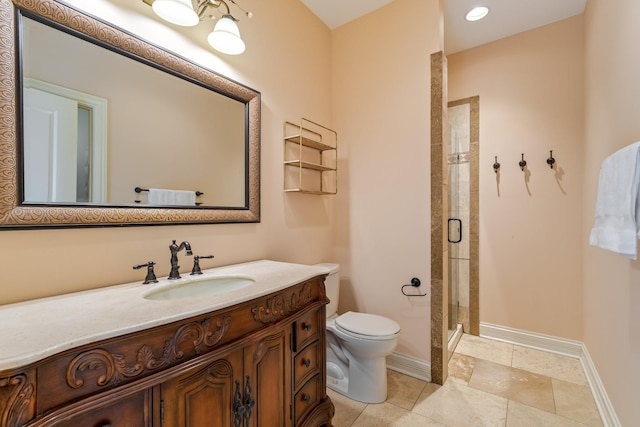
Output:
[[191, 255, 214, 275], [133, 261, 159, 284]]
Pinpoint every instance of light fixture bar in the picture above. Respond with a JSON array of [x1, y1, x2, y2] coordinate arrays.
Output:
[[142, 0, 252, 55]]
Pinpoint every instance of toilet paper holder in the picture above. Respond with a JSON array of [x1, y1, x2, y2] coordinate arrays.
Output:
[[401, 277, 427, 297]]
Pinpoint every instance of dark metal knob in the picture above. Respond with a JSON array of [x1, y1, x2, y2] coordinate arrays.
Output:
[[302, 322, 312, 331], [302, 394, 311, 404], [302, 358, 311, 368]]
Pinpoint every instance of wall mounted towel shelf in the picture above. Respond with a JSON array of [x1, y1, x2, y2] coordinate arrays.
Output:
[[284, 119, 337, 195]]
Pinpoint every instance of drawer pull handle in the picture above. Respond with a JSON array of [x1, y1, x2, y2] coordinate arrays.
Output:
[[302, 358, 311, 368], [233, 380, 244, 427], [302, 322, 312, 331], [302, 393, 311, 404], [233, 376, 255, 427], [244, 375, 255, 424]]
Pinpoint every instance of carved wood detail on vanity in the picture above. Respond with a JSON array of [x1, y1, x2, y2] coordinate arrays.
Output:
[[251, 283, 314, 324], [0, 373, 35, 427], [66, 316, 232, 389]]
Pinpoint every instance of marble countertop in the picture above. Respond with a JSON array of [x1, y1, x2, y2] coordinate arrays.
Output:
[[0, 260, 329, 372]]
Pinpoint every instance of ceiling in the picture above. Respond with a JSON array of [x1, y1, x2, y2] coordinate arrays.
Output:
[[301, 0, 587, 54]]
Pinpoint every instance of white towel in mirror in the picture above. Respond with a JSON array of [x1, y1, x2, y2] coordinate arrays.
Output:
[[589, 141, 640, 259], [148, 189, 196, 206]]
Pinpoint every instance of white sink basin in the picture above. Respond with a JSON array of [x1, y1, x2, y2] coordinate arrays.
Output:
[[144, 276, 255, 301]]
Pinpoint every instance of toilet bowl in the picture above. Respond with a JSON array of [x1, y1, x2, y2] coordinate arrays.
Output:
[[316, 263, 400, 404]]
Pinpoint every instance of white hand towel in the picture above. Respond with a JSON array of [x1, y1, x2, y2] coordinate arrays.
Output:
[[148, 189, 196, 206], [589, 141, 640, 259]]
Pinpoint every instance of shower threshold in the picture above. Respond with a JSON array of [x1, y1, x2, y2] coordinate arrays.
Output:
[[447, 323, 463, 359]]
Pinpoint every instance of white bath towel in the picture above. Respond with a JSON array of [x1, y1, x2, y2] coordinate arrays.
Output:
[[148, 188, 196, 206], [589, 141, 640, 259]]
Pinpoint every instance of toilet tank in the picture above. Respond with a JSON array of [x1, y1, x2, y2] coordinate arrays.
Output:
[[315, 263, 340, 318]]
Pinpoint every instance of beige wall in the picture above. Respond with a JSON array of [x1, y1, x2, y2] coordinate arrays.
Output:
[[448, 16, 585, 340], [0, 0, 335, 304], [332, 0, 443, 360], [583, 0, 640, 423]]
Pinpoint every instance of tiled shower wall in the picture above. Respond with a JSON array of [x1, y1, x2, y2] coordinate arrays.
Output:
[[431, 52, 480, 384], [430, 51, 448, 385]]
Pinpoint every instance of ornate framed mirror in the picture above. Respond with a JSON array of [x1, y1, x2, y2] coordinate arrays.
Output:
[[0, 0, 260, 228]]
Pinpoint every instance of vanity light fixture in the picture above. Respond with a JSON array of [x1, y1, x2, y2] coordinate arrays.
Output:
[[465, 6, 489, 22], [208, 14, 245, 55], [143, 0, 252, 55], [151, 0, 199, 26]]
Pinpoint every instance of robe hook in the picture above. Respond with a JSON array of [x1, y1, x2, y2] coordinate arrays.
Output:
[[519, 153, 527, 171], [493, 156, 500, 173], [546, 150, 556, 169]]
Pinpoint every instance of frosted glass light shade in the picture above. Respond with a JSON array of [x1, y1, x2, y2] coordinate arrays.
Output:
[[207, 15, 246, 55], [152, 0, 199, 27]]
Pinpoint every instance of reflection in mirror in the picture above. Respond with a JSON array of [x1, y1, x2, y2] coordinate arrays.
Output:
[[23, 77, 109, 204], [21, 16, 245, 208], [0, 0, 260, 228]]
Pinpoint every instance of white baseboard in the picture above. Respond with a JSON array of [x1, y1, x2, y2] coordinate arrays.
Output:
[[579, 344, 622, 427], [386, 352, 431, 382], [479, 322, 583, 357], [480, 322, 621, 427]]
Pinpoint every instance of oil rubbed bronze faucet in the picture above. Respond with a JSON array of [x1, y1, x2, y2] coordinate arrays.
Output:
[[169, 240, 193, 279]]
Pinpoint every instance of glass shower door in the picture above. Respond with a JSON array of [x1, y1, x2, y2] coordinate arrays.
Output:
[[448, 123, 470, 343]]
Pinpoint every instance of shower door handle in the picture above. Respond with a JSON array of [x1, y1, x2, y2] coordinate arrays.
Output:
[[448, 218, 462, 243]]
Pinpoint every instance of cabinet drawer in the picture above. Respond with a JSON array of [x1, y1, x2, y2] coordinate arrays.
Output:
[[47, 389, 150, 427], [294, 341, 319, 389], [293, 374, 320, 424], [294, 310, 320, 350]]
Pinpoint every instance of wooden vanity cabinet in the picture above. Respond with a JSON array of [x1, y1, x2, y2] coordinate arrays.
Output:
[[160, 330, 290, 427], [159, 348, 244, 427], [0, 276, 334, 427]]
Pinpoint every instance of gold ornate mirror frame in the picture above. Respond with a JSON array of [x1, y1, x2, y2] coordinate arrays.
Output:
[[0, 0, 260, 228]]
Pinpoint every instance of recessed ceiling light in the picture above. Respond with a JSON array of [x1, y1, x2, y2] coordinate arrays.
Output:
[[465, 6, 489, 22]]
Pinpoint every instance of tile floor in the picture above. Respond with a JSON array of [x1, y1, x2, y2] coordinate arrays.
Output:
[[328, 334, 603, 426]]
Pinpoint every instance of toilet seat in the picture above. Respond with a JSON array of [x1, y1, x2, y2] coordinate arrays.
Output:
[[335, 311, 400, 340]]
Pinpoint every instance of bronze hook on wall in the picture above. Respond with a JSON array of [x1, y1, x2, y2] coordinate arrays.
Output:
[[519, 153, 527, 171], [546, 150, 556, 169]]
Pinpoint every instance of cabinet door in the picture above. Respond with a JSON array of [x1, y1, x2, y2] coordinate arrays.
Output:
[[160, 349, 243, 427], [245, 330, 290, 427], [47, 389, 151, 427]]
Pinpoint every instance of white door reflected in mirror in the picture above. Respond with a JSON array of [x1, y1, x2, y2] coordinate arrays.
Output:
[[23, 79, 107, 204], [24, 87, 78, 203]]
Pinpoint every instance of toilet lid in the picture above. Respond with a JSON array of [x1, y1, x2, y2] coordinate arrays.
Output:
[[335, 311, 400, 337]]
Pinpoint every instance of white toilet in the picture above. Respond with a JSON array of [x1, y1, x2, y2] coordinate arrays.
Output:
[[317, 263, 400, 404]]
